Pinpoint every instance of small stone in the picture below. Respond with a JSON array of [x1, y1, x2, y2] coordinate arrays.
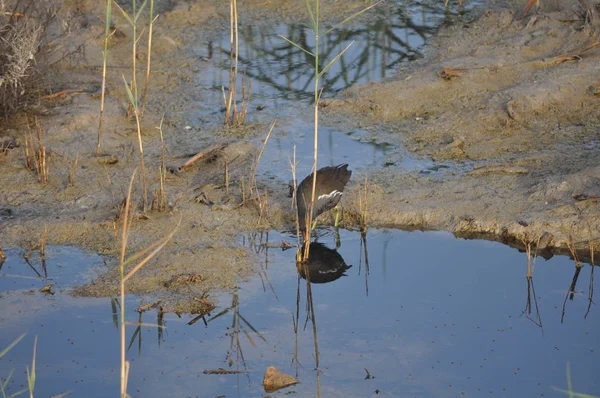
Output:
[[263, 366, 298, 393]]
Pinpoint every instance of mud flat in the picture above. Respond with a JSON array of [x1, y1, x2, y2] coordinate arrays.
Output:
[[323, 0, 600, 259]]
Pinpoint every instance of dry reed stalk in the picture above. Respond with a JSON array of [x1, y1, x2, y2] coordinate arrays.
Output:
[[533, 41, 600, 67], [240, 176, 246, 204], [225, 0, 239, 125], [239, 76, 252, 124], [23, 118, 49, 183], [118, 169, 181, 397], [23, 136, 32, 169], [67, 155, 79, 186], [222, 0, 251, 126], [520, 233, 542, 278], [224, 159, 230, 195], [35, 119, 48, 184], [359, 175, 369, 232], [141, 0, 158, 115], [178, 144, 227, 171], [114, 1, 150, 210], [151, 116, 167, 211], [566, 235, 582, 269], [289, 146, 302, 255], [249, 121, 275, 200], [40, 225, 47, 259], [133, 106, 148, 211], [96, 0, 112, 156]]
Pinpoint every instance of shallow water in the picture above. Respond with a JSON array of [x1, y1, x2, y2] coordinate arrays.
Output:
[[192, 0, 478, 178], [4, 2, 597, 397], [0, 231, 597, 397]]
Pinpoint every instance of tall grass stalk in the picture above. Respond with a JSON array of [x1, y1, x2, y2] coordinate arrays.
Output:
[[222, 0, 251, 126], [96, 0, 112, 156], [118, 170, 180, 397], [248, 121, 275, 220], [141, 0, 157, 115], [115, 0, 150, 210], [151, 115, 167, 211], [224, 0, 238, 125], [289, 146, 301, 256], [281, 0, 379, 260], [124, 74, 148, 211]]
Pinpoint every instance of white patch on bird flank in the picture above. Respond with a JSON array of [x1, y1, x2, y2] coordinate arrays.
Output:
[[317, 190, 342, 201]]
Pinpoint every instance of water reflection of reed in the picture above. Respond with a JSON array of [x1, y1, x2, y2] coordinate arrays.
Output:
[[358, 232, 371, 296], [518, 235, 598, 325], [208, 292, 266, 380], [521, 277, 543, 331], [110, 298, 167, 355], [207, 3, 464, 101], [559, 261, 598, 323]]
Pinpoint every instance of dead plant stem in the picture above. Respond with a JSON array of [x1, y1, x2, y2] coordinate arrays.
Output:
[[96, 0, 111, 156], [141, 1, 157, 115]]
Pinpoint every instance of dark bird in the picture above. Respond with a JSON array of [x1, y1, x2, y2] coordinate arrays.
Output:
[[297, 242, 352, 284], [295, 164, 352, 240]]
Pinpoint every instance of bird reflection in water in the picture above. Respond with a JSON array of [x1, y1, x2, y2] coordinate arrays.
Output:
[[297, 242, 352, 284]]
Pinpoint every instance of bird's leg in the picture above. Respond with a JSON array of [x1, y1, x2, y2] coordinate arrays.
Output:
[[335, 227, 341, 249], [334, 205, 341, 228], [310, 217, 318, 231]]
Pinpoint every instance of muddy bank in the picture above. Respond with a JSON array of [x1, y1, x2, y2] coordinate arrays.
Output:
[[323, 0, 600, 259], [2, 0, 378, 312], [1, 0, 599, 312]]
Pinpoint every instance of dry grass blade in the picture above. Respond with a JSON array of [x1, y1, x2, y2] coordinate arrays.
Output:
[[277, 34, 314, 56], [320, 0, 382, 37], [119, 169, 137, 398], [123, 218, 181, 282], [535, 42, 600, 67], [118, 168, 180, 398], [67, 155, 79, 186], [319, 40, 354, 78], [250, 121, 276, 188]]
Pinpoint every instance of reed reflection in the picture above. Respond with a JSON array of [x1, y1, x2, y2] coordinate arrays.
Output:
[[204, 1, 471, 102]]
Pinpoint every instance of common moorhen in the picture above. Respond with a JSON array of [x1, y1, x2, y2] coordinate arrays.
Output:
[[295, 163, 352, 239]]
